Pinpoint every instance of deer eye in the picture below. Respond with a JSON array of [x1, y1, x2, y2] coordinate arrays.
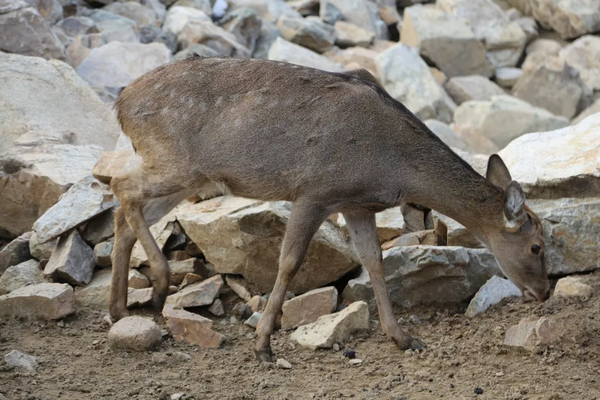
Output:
[[531, 245, 541, 255]]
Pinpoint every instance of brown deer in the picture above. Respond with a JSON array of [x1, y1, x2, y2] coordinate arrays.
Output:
[[109, 56, 550, 361]]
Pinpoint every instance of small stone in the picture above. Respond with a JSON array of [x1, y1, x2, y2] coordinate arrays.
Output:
[[276, 358, 292, 369], [44, 229, 95, 286], [128, 270, 150, 289], [208, 298, 225, 316], [247, 295, 267, 313], [232, 302, 252, 320], [4, 350, 38, 371], [244, 311, 261, 328], [342, 349, 356, 359], [29, 232, 56, 261], [171, 393, 185, 400], [162, 305, 224, 348], [0, 283, 74, 320], [165, 275, 223, 308], [504, 317, 564, 350], [410, 315, 421, 324], [333, 343, 340, 351], [108, 316, 162, 351], [349, 359, 363, 365], [466, 276, 522, 317], [127, 287, 154, 308], [0, 232, 32, 275], [554, 276, 593, 298], [281, 286, 338, 330], [94, 240, 113, 268], [0, 260, 45, 295]]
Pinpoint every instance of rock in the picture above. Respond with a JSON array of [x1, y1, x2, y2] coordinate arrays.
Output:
[[231, 0, 301, 22], [572, 97, 600, 126], [174, 43, 220, 60], [176, 196, 356, 293], [0, 0, 64, 59], [163, 6, 211, 36], [319, 0, 384, 36], [507, 0, 600, 40], [559, 35, 600, 92], [172, 0, 211, 14], [322, 46, 378, 75], [290, 301, 369, 350], [64, 33, 106, 70], [127, 287, 154, 308], [218, 7, 261, 54], [179, 272, 202, 289], [208, 298, 225, 316], [438, 0, 526, 68], [0, 260, 45, 295], [526, 38, 563, 56], [454, 95, 569, 150], [177, 19, 251, 58], [343, 246, 500, 309], [554, 276, 594, 298], [497, 114, 600, 199], [375, 43, 456, 123], [276, 358, 292, 369], [431, 211, 483, 248], [382, 229, 439, 250], [130, 218, 175, 268], [44, 230, 95, 286], [91, 149, 142, 185], [334, 20, 375, 48], [465, 276, 522, 317], [268, 36, 344, 72], [504, 317, 563, 350], [4, 350, 38, 371], [444, 75, 505, 105], [515, 16, 537, 41], [77, 42, 171, 90], [232, 302, 252, 320], [252, 19, 281, 59], [103, 2, 160, 28], [168, 259, 203, 285], [108, 316, 161, 351], [495, 67, 522, 87], [0, 282, 74, 320], [165, 275, 223, 308], [401, 5, 493, 78], [277, 14, 335, 53], [74, 269, 149, 308], [512, 57, 590, 119], [225, 275, 255, 301], [55, 16, 96, 40], [281, 286, 338, 330], [82, 209, 116, 246], [424, 120, 470, 152], [33, 177, 118, 244], [162, 304, 224, 348], [0, 232, 32, 274], [139, 26, 177, 53], [320, 0, 342, 24], [94, 16, 140, 44], [28, 232, 56, 261], [527, 198, 600, 275], [247, 295, 266, 313], [244, 311, 261, 328]]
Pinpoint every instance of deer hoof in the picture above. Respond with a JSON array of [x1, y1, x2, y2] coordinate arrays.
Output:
[[392, 335, 426, 351], [408, 337, 426, 351], [152, 290, 168, 312], [255, 349, 274, 363]]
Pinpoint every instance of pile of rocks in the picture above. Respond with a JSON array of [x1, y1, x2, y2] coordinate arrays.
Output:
[[1, 0, 599, 352]]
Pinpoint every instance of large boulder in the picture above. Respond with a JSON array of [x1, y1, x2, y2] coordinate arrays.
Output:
[[559, 35, 600, 92], [173, 196, 358, 294], [401, 5, 493, 78], [76, 42, 172, 90], [497, 113, 600, 199], [507, 0, 600, 40], [375, 43, 456, 123], [0, 0, 64, 59], [268, 37, 344, 72], [343, 246, 501, 309], [453, 95, 569, 151]]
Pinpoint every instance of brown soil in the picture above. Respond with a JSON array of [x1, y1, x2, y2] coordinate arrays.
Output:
[[1, 282, 600, 400]]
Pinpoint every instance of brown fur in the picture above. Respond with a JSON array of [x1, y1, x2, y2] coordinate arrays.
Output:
[[109, 57, 549, 361]]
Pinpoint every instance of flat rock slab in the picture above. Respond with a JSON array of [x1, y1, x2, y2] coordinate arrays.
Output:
[[4, 350, 38, 371], [466, 276, 522, 317], [290, 301, 369, 350], [163, 305, 224, 348], [504, 317, 564, 350], [554, 276, 594, 298], [165, 275, 223, 308], [0, 259, 45, 295], [282, 286, 338, 330], [108, 316, 162, 351], [0, 283, 74, 320], [44, 229, 95, 286]]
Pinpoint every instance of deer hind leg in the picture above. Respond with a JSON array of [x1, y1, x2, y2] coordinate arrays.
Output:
[[255, 201, 329, 362], [109, 170, 198, 319], [342, 210, 425, 351]]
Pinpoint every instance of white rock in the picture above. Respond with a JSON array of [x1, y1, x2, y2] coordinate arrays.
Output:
[[4, 350, 38, 371], [162, 6, 211, 36], [44, 229, 95, 286], [268, 37, 344, 72], [0, 282, 74, 320], [495, 67, 522, 88], [230, 0, 301, 22], [290, 301, 369, 350], [444, 75, 505, 105], [218, 7, 262, 54], [319, 0, 384, 36], [554, 276, 594, 298], [177, 19, 251, 57], [559, 35, 600, 91], [276, 358, 292, 369], [333, 20, 375, 48], [0, 260, 44, 295], [466, 276, 522, 317], [504, 317, 563, 350], [108, 316, 162, 351]]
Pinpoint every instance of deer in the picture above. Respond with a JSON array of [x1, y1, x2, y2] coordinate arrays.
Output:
[[109, 55, 550, 362]]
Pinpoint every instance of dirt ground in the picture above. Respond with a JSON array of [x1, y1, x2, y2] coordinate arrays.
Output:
[[1, 278, 600, 400]]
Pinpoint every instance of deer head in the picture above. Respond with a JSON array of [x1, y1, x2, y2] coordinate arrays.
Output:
[[483, 155, 550, 302]]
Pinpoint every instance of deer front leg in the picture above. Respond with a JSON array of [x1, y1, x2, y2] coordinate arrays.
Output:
[[255, 202, 329, 362], [342, 210, 425, 350], [109, 207, 137, 321]]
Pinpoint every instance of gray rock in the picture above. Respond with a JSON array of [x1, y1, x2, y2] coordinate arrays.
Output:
[[108, 316, 161, 351], [268, 37, 344, 72], [4, 350, 38, 371], [454, 95, 569, 150], [93, 240, 113, 268], [33, 176, 118, 244], [55, 16, 96, 39], [0, 0, 64, 59], [444, 75, 506, 105], [29, 232, 56, 261], [319, 0, 384, 36], [162, 6, 211, 36], [431, 211, 483, 248], [94, 16, 140, 43], [77, 42, 171, 90], [244, 311, 261, 328], [218, 7, 262, 54], [208, 298, 225, 316], [290, 301, 369, 349], [0, 232, 32, 274], [465, 276, 521, 317], [44, 229, 95, 286], [0, 259, 45, 295], [0, 282, 74, 320], [559, 35, 600, 92], [176, 196, 357, 293], [343, 246, 500, 309], [401, 4, 493, 78], [103, 1, 161, 28], [375, 43, 456, 123], [319, 1, 342, 24], [139, 26, 177, 53], [81, 208, 115, 246], [497, 113, 600, 199], [252, 18, 281, 59], [424, 120, 470, 152], [333, 20, 375, 48], [495, 67, 522, 88], [165, 274, 223, 308], [276, 358, 292, 369], [277, 14, 335, 53], [127, 287, 153, 308], [177, 19, 251, 58]]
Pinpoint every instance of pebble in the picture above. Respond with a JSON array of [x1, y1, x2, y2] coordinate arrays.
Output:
[[4, 350, 38, 371], [244, 312, 261, 328], [108, 316, 162, 351], [276, 358, 292, 369], [410, 315, 421, 324], [349, 359, 363, 366], [342, 349, 356, 359], [171, 393, 185, 400], [333, 343, 340, 351]]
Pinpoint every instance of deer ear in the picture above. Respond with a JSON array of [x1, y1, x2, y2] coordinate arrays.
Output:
[[486, 154, 512, 190], [504, 181, 527, 231]]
